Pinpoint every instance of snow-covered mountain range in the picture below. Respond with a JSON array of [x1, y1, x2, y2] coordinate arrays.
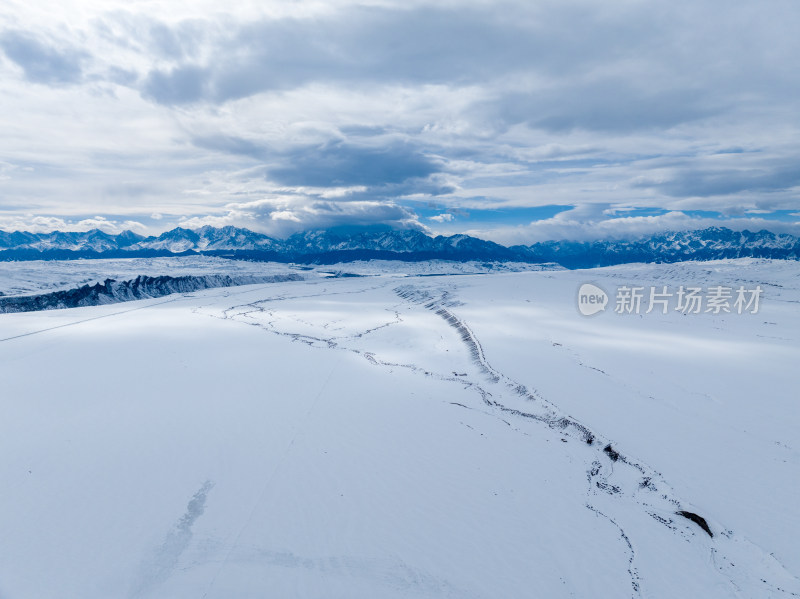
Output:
[[521, 227, 800, 267], [0, 225, 798, 267]]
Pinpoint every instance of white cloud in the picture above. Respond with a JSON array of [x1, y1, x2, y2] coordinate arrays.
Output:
[[0, 214, 147, 234], [0, 0, 798, 238], [178, 196, 427, 238]]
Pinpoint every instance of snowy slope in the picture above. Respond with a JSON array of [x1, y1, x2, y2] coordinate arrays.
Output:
[[0, 256, 298, 297], [0, 259, 798, 598], [0, 256, 556, 298]]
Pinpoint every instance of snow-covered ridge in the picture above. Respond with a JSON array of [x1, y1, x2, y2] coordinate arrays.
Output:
[[0, 273, 303, 313], [0, 256, 559, 299], [1, 225, 798, 267], [0, 257, 558, 312]]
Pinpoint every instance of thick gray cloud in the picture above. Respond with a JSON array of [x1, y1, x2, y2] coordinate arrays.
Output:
[[132, 2, 799, 129], [268, 142, 442, 188], [135, 2, 703, 111], [191, 134, 269, 161], [487, 83, 717, 134], [0, 1, 798, 241], [141, 7, 546, 104], [143, 65, 207, 105], [0, 30, 86, 85], [638, 162, 800, 198], [189, 135, 452, 197]]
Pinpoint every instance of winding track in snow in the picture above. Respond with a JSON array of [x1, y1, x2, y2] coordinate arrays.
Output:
[[204, 277, 800, 598], [394, 283, 800, 598]]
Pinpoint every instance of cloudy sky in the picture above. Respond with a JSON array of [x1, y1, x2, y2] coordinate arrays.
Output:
[[1, 0, 798, 243]]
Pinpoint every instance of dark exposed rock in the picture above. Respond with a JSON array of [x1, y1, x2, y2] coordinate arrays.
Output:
[[677, 510, 713, 537], [603, 444, 620, 462]]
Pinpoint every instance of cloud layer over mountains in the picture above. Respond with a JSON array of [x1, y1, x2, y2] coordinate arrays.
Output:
[[1, 0, 798, 242]]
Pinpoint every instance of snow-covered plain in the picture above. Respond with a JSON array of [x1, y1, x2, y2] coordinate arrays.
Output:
[[0, 256, 557, 297], [1, 258, 798, 598]]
